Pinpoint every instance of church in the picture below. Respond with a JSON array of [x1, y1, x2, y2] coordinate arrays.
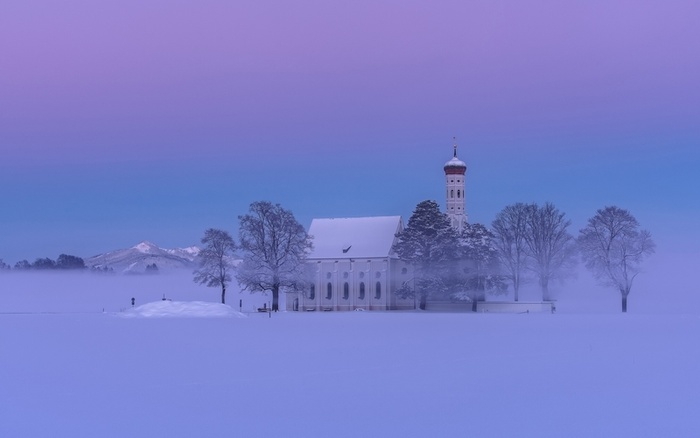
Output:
[[286, 143, 468, 311]]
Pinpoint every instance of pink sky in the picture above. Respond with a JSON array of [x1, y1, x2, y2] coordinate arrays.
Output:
[[1, 0, 698, 261], [3, 1, 697, 163]]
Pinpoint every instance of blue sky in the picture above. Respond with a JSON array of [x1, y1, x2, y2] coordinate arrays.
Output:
[[1, 0, 698, 263]]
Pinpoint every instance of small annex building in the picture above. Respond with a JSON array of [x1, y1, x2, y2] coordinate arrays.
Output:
[[287, 216, 415, 311]]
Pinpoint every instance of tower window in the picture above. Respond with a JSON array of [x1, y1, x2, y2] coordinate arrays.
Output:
[[343, 282, 349, 300], [451, 189, 454, 198], [326, 283, 332, 300], [359, 282, 365, 300], [457, 189, 461, 198]]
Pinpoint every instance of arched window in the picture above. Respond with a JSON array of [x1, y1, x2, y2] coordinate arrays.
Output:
[[359, 282, 365, 300], [457, 189, 461, 198], [375, 282, 381, 299], [451, 189, 454, 198], [326, 282, 332, 300], [343, 282, 349, 300], [309, 284, 315, 300]]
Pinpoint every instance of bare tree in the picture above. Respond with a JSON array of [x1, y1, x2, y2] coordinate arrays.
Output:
[[491, 203, 531, 301], [236, 201, 312, 311], [193, 228, 237, 304], [523, 202, 577, 301], [578, 206, 655, 312]]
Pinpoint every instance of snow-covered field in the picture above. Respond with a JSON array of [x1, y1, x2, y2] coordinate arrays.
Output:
[[1, 267, 699, 437]]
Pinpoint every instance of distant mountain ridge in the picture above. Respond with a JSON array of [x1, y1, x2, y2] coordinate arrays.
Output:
[[86, 241, 200, 274]]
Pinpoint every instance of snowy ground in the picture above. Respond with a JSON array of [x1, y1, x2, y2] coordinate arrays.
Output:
[[1, 269, 699, 437]]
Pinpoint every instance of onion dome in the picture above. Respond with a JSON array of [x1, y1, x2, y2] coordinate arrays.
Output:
[[444, 143, 467, 175]]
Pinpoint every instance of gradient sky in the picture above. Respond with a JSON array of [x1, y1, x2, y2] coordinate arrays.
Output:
[[1, 0, 698, 263]]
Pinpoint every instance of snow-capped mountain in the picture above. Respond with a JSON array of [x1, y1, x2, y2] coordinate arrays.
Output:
[[85, 241, 200, 274]]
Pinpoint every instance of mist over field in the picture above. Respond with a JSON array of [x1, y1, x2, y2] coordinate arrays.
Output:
[[0, 271, 270, 314], [0, 245, 696, 315], [2, 257, 699, 437]]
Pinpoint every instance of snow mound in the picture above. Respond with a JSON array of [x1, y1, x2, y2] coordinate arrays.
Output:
[[120, 301, 247, 318]]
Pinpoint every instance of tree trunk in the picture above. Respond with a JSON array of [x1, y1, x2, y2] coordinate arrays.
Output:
[[272, 285, 279, 312], [471, 299, 477, 312], [221, 286, 226, 305], [622, 295, 627, 313], [541, 277, 550, 301], [419, 293, 426, 310], [514, 284, 519, 302]]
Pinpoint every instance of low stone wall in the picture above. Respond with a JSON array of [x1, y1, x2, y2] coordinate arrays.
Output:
[[300, 304, 404, 311], [425, 301, 472, 312], [476, 301, 555, 313]]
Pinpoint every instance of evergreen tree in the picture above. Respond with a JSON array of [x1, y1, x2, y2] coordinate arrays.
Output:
[[91, 265, 114, 274], [14, 260, 31, 270], [393, 200, 458, 310], [456, 223, 507, 311], [56, 254, 86, 270], [32, 257, 56, 270]]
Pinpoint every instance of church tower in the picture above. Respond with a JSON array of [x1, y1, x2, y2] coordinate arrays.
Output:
[[444, 139, 468, 232]]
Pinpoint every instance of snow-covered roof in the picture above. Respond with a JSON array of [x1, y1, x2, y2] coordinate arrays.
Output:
[[308, 216, 403, 259]]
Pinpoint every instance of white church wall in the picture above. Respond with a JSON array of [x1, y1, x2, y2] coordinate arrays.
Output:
[[291, 257, 410, 311], [388, 259, 415, 310]]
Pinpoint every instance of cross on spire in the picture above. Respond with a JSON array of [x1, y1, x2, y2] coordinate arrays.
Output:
[[453, 136, 458, 157]]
